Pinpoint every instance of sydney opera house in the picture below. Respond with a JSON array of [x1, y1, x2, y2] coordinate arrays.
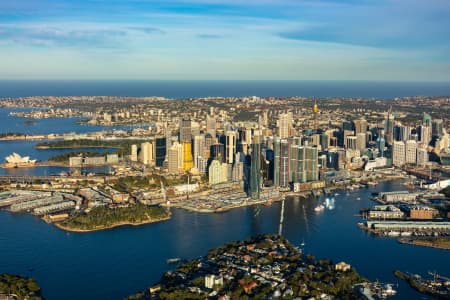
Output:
[[4, 153, 37, 168]]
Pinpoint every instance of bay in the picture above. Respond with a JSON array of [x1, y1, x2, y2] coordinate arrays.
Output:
[[0, 180, 448, 299]]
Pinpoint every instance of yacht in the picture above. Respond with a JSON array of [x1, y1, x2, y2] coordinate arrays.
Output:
[[314, 204, 325, 212]]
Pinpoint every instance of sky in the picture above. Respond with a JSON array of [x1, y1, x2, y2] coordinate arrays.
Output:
[[0, 0, 450, 81]]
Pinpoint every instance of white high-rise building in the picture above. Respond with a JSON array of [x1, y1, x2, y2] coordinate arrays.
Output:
[[417, 147, 429, 166], [405, 140, 417, 164], [168, 142, 183, 174], [393, 141, 406, 167], [141, 142, 155, 166], [420, 126, 432, 146], [208, 159, 228, 185], [131, 144, 138, 162], [193, 135, 206, 169], [278, 113, 291, 138], [206, 115, 216, 137]]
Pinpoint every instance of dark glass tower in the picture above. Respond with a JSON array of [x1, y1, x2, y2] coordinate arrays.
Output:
[[250, 136, 261, 199]]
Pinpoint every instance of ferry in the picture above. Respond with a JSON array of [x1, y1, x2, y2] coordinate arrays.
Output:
[[166, 258, 181, 264], [387, 231, 401, 237]]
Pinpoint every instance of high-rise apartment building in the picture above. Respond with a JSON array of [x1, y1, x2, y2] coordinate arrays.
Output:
[[278, 113, 291, 138], [405, 140, 417, 164], [393, 140, 406, 167]]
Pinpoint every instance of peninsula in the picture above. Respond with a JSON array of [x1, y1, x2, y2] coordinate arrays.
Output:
[[0, 274, 43, 300], [126, 234, 396, 300], [54, 203, 170, 233]]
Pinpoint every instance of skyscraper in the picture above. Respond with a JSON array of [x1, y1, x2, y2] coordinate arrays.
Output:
[[180, 117, 192, 143], [423, 112, 432, 127], [279, 139, 289, 187], [377, 130, 386, 157], [141, 142, 155, 166], [204, 133, 215, 160], [206, 115, 216, 137], [182, 142, 194, 172], [432, 119, 444, 137], [193, 134, 206, 169], [232, 152, 244, 182], [210, 143, 225, 163], [250, 135, 261, 199], [155, 136, 166, 167], [168, 142, 183, 174], [420, 125, 432, 146], [356, 133, 366, 151], [291, 145, 319, 183], [393, 141, 406, 167], [384, 111, 395, 145], [405, 140, 417, 164], [278, 113, 291, 138], [130, 144, 138, 162], [354, 118, 368, 135], [273, 137, 280, 187], [225, 131, 237, 164]]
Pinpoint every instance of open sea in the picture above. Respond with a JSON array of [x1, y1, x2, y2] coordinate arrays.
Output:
[[0, 80, 450, 98]]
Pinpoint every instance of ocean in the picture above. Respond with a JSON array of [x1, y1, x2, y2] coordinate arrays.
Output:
[[0, 80, 450, 98]]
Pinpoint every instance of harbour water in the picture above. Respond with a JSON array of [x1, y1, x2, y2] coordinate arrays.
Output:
[[0, 108, 138, 176], [0, 181, 449, 299], [0, 100, 449, 299]]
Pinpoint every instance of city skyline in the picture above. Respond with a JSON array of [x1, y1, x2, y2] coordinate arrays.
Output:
[[1, 0, 450, 81]]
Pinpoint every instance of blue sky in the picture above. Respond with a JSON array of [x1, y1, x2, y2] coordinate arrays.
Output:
[[0, 0, 449, 81]]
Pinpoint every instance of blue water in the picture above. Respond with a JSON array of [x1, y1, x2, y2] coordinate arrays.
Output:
[[1, 80, 450, 98], [0, 108, 143, 135], [0, 181, 448, 299], [0, 108, 136, 176]]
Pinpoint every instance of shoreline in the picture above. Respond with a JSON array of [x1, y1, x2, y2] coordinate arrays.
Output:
[[35, 145, 119, 150], [398, 238, 450, 251], [359, 224, 450, 251], [52, 214, 171, 233]]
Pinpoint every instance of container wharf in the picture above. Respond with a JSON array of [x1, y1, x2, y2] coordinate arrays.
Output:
[[0, 190, 82, 216], [0, 190, 52, 207]]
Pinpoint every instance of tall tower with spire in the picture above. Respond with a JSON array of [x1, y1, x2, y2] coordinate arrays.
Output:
[[313, 99, 319, 131]]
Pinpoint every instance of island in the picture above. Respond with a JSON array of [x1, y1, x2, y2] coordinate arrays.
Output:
[[54, 203, 171, 232], [0, 274, 43, 300], [126, 234, 395, 300]]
